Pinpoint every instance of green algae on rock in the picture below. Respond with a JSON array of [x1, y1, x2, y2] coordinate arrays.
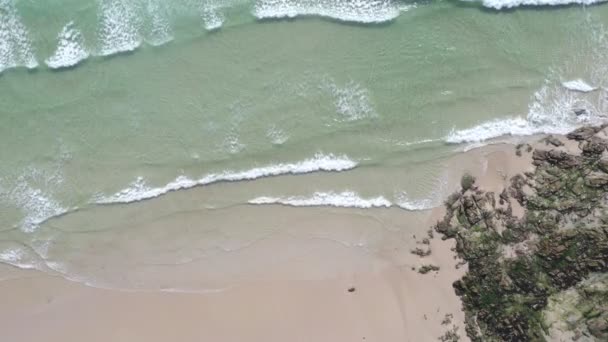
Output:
[[434, 126, 608, 341]]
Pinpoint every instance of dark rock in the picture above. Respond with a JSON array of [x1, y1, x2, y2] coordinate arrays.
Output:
[[445, 192, 462, 209], [418, 264, 440, 274], [580, 137, 608, 155], [543, 135, 564, 147], [588, 317, 608, 338], [585, 172, 608, 188], [598, 158, 608, 173], [574, 109, 588, 116], [347, 287, 356, 293], [432, 126, 608, 342], [461, 173, 476, 192], [411, 247, 432, 257], [567, 126, 600, 141], [532, 149, 582, 168], [485, 192, 496, 208], [499, 189, 509, 205], [515, 143, 524, 157], [532, 149, 549, 162]]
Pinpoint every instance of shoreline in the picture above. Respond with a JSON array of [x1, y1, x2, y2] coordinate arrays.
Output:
[[2, 2, 608, 340], [0, 136, 546, 342], [433, 126, 608, 341]]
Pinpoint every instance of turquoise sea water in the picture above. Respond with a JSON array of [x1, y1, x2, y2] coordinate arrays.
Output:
[[2, 0, 608, 288]]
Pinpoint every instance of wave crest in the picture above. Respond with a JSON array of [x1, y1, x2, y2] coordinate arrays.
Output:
[[98, 0, 142, 56], [477, 0, 607, 9], [253, 0, 406, 23], [249, 190, 439, 210], [562, 79, 598, 93], [45, 21, 89, 69], [95, 153, 358, 204], [0, 0, 38, 73], [146, 0, 174, 46], [445, 19, 608, 144], [249, 191, 392, 208], [446, 81, 607, 144]]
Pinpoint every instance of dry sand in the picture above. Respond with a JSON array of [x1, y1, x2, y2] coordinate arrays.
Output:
[[0, 140, 541, 342]]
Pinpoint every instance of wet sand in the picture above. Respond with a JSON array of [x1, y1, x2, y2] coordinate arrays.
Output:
[[0, 139, 543, 342]]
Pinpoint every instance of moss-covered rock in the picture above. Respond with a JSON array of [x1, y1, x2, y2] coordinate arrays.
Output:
[[433, 126, 608, 341], [419, 264, 440, 274], [461, 173, 476, 192], [543, 273, 608, 340]]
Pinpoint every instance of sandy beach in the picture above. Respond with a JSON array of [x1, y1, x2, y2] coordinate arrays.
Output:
[[0, 140, 545, 342], [3, 1, 608, 340]]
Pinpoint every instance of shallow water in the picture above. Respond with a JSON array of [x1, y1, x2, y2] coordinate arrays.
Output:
[[2, 0, 608, 289]]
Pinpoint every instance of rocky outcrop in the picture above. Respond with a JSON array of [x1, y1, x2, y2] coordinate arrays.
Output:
[[542, 135, 564, 147], [532, 149, 582, 168], [580, 137, 608, 156], [585, 172, 608, 188], [434, 126, 608, 341], [544, 273, 608, 341], [566, 125, 607, 141]]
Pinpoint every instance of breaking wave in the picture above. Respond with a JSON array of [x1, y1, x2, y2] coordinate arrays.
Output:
[[445, 83, 607, 144], [446, 17, 608, 147], [95, 153, 358, 204], [249, 191, 393, 208], [394, 191, 435, 211], [0, 0, 38, 74], [145, 0, 174, 46], [2, 0, 418, 72], [1, 168, 69, 233], [93, 0, 176, 57], [202, 7, 225, 31], [249, 190, 438, 210], [45, 21, 89, 69], [561, 79, 598, 93], [0, 243, 45, 270], [253, 0, 409, 23], [97, 0, 143, 56], [476, 0, 608, 10], [12, 185, 68, 233]]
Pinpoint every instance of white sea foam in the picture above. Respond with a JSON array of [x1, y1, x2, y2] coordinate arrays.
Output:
[[446, 117, 532, 144], [562, 79, 598, 93], [98, 0, 142, 56], [266, 125, 289, 145], [202, 8, 225, 31], [2, 145, 71, 233], [396, 138, 439, 147], [324, 80, 377, 121], [145, 0, 174, 46], [446, 79, 607, 144], [395, 192, 435, 211], [447, 19, 608, 144], [0, 247, 27, 265], [45, 21, 90, 69], [253, 0, 404, 24], [249, 191, 393, 208], [9, 180, 68, 233], [249, 191, 438, 210], [95, 153, 358, 204], [0, 245, 39, 269], [479, 0, 608, 9], [395, 171, 448, 211], [0, 0, 38, 73], [223, 133, 246, 154]]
